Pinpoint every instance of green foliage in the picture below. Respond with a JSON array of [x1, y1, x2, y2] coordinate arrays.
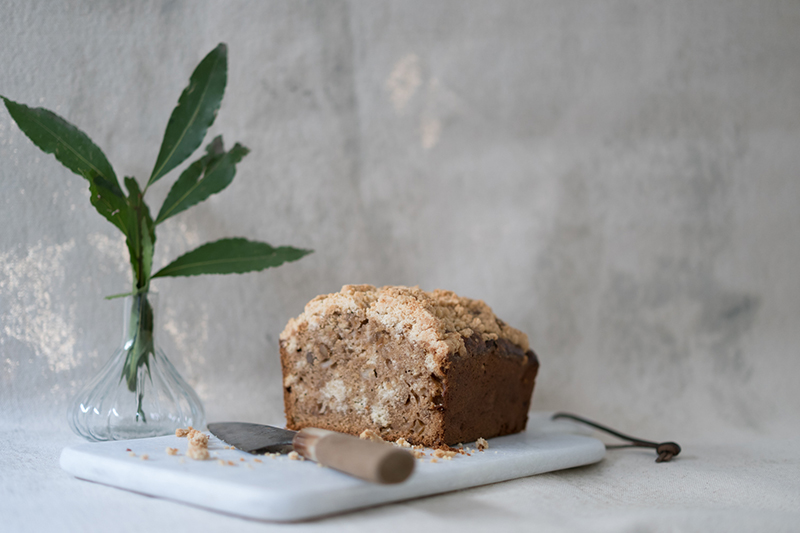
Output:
[[153, 238, 312, 278], [2, 43, 311, 396], [0, 96, 131, 234], [155, 136, 249, 224], [122, 293, 155, 420], [123, 177, 156, 290], [149, 43, 228, 186]]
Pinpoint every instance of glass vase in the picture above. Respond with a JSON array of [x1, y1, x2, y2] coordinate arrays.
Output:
[[68, 292, 205, 441]]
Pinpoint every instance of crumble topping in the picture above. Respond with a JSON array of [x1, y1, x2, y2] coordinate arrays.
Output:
[[165, 447, 178, 456], [280, 285, 530, 374], [476, 438, 489, 451]]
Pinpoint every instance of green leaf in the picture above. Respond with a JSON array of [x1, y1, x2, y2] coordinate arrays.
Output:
[[148, 43, 228, 186], [1, 96, 119, 190], [155, 136, 249, 224], [152, 238, 312, 278], [124, 177, 155, 242], [124, 177, 156, 288], [139, 212, 154, 284], [1, 96, 129, 234], [89, 175, 133, 235]]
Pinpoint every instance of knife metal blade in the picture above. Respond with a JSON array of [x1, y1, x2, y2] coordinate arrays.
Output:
[[208, 422, 296, 455]]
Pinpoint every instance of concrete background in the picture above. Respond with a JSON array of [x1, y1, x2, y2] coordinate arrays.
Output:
[[2, 0, 799, 444]]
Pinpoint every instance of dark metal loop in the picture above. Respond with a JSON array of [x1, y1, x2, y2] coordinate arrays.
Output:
[[655, 442, 681, 463], [551, 412, 681, 463]]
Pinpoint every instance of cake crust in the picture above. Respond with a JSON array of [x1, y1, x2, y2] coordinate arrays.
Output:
[[280, 285, 539, 447]]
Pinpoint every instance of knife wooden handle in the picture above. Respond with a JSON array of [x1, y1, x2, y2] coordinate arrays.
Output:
[[293, 428, 415, 484]]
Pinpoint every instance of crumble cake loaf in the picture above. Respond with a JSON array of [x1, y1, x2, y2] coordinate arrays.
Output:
[[279, 285, 539, 447]]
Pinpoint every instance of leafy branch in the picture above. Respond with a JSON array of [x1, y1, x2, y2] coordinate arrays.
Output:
[[2, 43, 312, 402]]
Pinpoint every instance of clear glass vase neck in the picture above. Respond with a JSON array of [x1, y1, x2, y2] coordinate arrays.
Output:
[[121, 292, 158, 344]]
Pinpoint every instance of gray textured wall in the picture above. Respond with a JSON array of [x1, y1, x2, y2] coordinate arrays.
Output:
[[2, 0, 799, 439]]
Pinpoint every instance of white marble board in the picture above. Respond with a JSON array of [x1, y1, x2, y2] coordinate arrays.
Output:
[[60, 415, 605, 522]]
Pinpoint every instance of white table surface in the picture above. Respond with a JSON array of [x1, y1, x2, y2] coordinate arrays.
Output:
[[3, 415, 799, 532]]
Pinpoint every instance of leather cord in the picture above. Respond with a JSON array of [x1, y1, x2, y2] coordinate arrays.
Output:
[[551, 412, 681, 463]]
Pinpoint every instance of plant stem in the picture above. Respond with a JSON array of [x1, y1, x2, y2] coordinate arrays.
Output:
[[120, 179, 154, 421], [121, 291, 154, 421]]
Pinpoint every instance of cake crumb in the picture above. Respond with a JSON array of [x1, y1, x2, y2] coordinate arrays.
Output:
[[126, 448, 131, 452], [217, 459, 226, 466], [187, 446, 210, 461], [128, 452, 136, 457], [140, 454, 149, 460], [359, 429, 384, 442], [430, 458, 438, 463], [395, 437, 412, 448], [254, 458, 263, 463], [165, 447, 178, 456], [187, 429, 209, 447], [239, 457, 245, 462], [433, 449, 457, 459], [184, 428, 211, 461], [476, 438, 489, 451], [411, 450, 425, 459], [175, 427, 192, 438], [227, 460, 236, 466], [288, 451, 304, 461]]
